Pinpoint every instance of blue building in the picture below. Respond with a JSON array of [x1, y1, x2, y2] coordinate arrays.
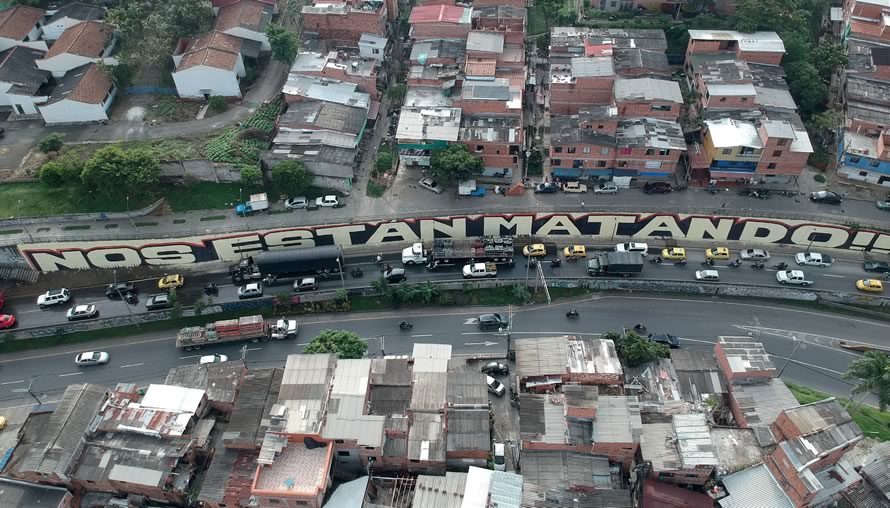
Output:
[[837, 131, 890, 187]]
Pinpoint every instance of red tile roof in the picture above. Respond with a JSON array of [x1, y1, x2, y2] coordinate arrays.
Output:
[[464, 58, 496, 76], [176, 31, 243, 71], [0, 5, 45, 40], [45, 21, 110, 59], [212, 0, 276, 7], [215, 0, 269, 32], [409, 4, 466, 24], [69, 63, 113, 104]]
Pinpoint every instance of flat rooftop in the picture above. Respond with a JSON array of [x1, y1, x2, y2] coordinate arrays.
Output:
[[254, 440, 330, 494]]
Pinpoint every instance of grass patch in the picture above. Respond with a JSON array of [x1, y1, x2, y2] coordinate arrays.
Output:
[[104, 224, 118, 229], [528, 6, 548, 36], [366, 180, 387, 198], [200, 215, 227, 221], [0, 229, 23, 235], [143, 96, 203, 124], [173, 219, 186, 224], [786, 382, 890, 441]]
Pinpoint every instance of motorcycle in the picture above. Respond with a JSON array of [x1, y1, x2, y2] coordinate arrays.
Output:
[[674, 259, 688, 266], [649, 256, 663, 264], [375, 253, 384, 265], [351, 267, 364, 278], [701, 258, 715, 266], [633, 323, 647, 333], [550, 258, 562, 268], [751, 261, 765, 269], [707, 186, 719, 195], [772, 262, 788, 270], [399, 321, 413, 330], [729, 259, 742, 268], [204, 283, 219, 296], [752, 189, 771, 200], [566, 309, 579, 318], [124, 292, 138, 305], [262, 274, 277, 286]]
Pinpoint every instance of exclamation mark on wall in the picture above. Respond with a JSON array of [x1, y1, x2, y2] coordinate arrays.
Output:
[[868, 232, 890, 255], [849, 231, 876, 252]]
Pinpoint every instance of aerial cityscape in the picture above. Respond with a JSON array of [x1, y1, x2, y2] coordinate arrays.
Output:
[[0, 0, 889, 507]]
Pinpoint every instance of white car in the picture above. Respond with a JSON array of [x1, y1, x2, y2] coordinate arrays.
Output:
[[285, 196, 308, 209], [795, 252, 833, 267], [75, 351, 109, 366], [616, 242, 648, 256], [316, 195, 339, 207], [695, 269, 720, 281], [66, 304, 98, 321], [776, 270, 813, 286], [237, 283, 263, 299], [37, 288, 71, 308], [486, 375, 506, 396], [593, 182, 619, 195], [199, 354, 228, 365], [739, 249, 770, 261], [493, 442, 506, 471], [419, 178, 443, 194]]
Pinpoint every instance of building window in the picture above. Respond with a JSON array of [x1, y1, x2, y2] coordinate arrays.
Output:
[[567, 147, 577, 153], [553, 147, 563, 153], [335, 440, 345, 444], [740, 146, 757, 155], [777, 138, 787, 146], [651, 105, 672, 112], [552, 159, 562, 166], [373, 48, 380, 54], [741, 97, 748, 102], [722, 148, 732, 155], [659, 148, 670, 156], [268, 500, 281, 505], [513, 156, 518, 163], [618, 160, 628, 167], [598, 124, 605, 129], [850, 156, 861, 163], [768, 163, 777, 169], [772, 150, 783, 157], [509, 145, 520, 155], [573, 160, 583, 168], [582, 147, 591, 154], [475, 145, 483, 153], [871, 160, 880, 167], [601, 147, 610, 155], [645, 149, 655, 155], [719, 97, 727, 102], [860, 171, 868, 177], [596, 160, 606, 167], [337, 451, 351, 457]]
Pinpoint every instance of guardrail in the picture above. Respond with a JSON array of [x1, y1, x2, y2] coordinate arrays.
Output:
[[0, 199, 165, 226]]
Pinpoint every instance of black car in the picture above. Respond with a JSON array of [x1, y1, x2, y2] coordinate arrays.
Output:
[[145, 293, 172, 310], [384, 268, 407, 283], [534, 183, 559, 194], [648, 333, 680, 348], [809, 191, 842, 204], [644, 182, 673, 194], [105, 282, 138, 299], [863, 261, 890, 274], [481, 361, 509, 376], [478, 313, 509, 330]]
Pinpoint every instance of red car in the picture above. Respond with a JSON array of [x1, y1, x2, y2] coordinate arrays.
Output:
[[0, 314, 15, 329]]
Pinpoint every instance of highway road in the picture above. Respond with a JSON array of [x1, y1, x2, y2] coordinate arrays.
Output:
[[0, 295, 885, 410], [0, 245, 885, 330]]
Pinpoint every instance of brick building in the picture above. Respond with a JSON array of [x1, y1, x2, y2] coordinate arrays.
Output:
[[640, 414, 718, 486], [615, 117, 686, 176], [614, 77, 683, 120], [396, 106, 461, 166], [613, 48, 671, 78], [515, 336, 624, 390], [410, 37, 465, 66], [458, 114, 523, 170], [473, 6, 526, 45], [686, 30, 786, 66], [291, 50, 382, 100], [549, 108, 618, 178], [454, 78, 521, 115], [843, 0, 890, 46], [301, 0, 387, 45], [549, 27, 668, 59], [409, 5, 472, 40], [251, 433, 335, 508], [549, 56, 615, 115]]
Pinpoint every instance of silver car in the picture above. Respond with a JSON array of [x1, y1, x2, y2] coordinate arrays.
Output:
[[238, 282, 264, 299], [285, 196, 308, 209], [75, 351, 109, 366], [419, 178, 443, 194], [739, 249, 770, 261], [594, 182, 619, 195], [66, 304, 98, 321]]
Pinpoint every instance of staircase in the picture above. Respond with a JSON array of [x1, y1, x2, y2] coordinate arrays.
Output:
[[0, 266, 39, 284]]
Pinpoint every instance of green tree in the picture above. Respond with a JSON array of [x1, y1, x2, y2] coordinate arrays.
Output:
[[784, 61, 827, 115], [811, 41, 848, 80], [208, 95, 227, 113], [375, 151, 393, 174], [193, 295, 206, 316], [843, 351, 890, 411], [734, 0, 809, 35], [304, 329, 367, 359], [806, 109, 844, 146], [38, 133, 65, 153], [271, 161, 314, 197], [81, 145, 160, 199], [108, 0, 214, 67], [39, 161, 67, 187], [387, 84, 407, 108], [429, 144, 484, 183], [536, 33, 551, 58], [603, 331, 669, 368], [240, 165, 262, 188], [168, 288, 183, 319], [266, 23, 300, 64], [781, 32, 811, 64]]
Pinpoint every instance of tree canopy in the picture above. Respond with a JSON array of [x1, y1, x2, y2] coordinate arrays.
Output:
[[108, 0, 214, 67], [602, 331, 669, 368], [80, 145, 160, 199], [271, 161, 314, 197], [843, 351, 890, 411], [428, 144, 484, 183], [784, 61, 827, 115], [304, 329, 367, 359], [266, 23, 300, 64]]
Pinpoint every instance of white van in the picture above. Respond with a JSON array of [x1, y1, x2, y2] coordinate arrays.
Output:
[[616, 242, 649, 256], [37, 288, 71, 308], [493, 443, 506, 471]]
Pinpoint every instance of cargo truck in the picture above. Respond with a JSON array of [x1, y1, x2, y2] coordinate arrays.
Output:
[[402, 236, 514, 269], [586, 251, 644, 277], [235, 193, 269, 216], [229, 245, 344, 283], [176, 315, 299, 350]]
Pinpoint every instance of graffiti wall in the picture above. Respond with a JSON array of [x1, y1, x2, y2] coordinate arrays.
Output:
[[19, 212, 890, 272]]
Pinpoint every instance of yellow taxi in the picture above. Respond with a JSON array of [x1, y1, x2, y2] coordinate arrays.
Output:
[[563, 245, 587, 258], [856, 279, 884, 293], [0, 415, 7, 430], [523, 244, 547, 257], [158, 274, 185, 290], [706, 247, 730, 260], [661, 247, 687, 260]]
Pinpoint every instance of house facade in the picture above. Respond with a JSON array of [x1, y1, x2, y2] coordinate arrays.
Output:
[[36, 20, 116, 78], [172, 31, 246, 99], [38, 63, 116, 125], [42, 2, 104, 41], [0, 46, 50, 116], [0, 5, 47, 52]]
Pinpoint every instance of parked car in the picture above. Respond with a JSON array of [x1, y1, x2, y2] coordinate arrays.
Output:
[[856, 279, 884, 293], [523, 244, 547, 257], [562, 181, 587, 193], [695, 270, 720, 282], [419, 178, 443, 194], [0, 416, 6, 431], [593, 182, 619, 195], [0, 314, 16, 329], [75, 351, 109, 366], [481, 361, 509, 376], [145, 294, 172, 311], [285, 196, 308, 209], [739, 249, 770, 261], [67, 304, 98, 321], [158, 274, 184, 290], [648, 333, 680, 348], [105, 282, 137, 299], [37, 288, 71, 308], [294, 277, 320, 292], [705, 247, 730, 260], [384, 268, 407, 283], [493, 443, 506, 471], [643, 182, 672, 194], [478, 313, 509, 330], [316, 195, 340, 207], [486, 376, 506, 396], [563, 245, 587, 258], [875, 200, 890, 211], [616, 242, 648, 255], [661, 247, 686, 260], [809, 191, 842, 204], [863, 261, 890, 273], [534, 183, 559, 194], [795, 252, 833, 267], [238, 283, 264, 299], [199, 354, 228, 365]]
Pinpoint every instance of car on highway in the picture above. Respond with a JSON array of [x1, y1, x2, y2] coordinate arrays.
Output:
[[534, 183, 559, 194], [643, 182, 672, 194], [616, 242, 648, 256], [158, 274, 184, 290], [37, 288, 71, 308], [105, 282, 138, 299], [661, 247, 686, 260], [809, 191, 843, 205], [863, 261, 890, 273], [695, 270, 720, 282], [0, 416, 6, 431], [294, 277, 319, 292], [145, 294, 172, 311], [419, 178, 443, 194], [486, 375, 506, 396], [876, 200, 890, 211], [238, 283, 264, 299], [795, 252, 833, 267], [705, 247, 730, 260], [648, 333, 680, 348], [316, 195, 340, 207], [739, 249, 770, 261], [563, 245, 587, 258], [285, 196, 308, 209], [594, 182, 618, 195], [478, 313, 509, 330], [199, 354, 228, 365], [856, 279, 884, 293], [562, 181, 587, 193], [66, 304, 98, 321], [383, 268, 407, 283], [523, 244, 547, 257], [75, 351, 109, 366], [0, 314, 16, 329], [481, 361, 509, 376], [776, 270, 813, 286]]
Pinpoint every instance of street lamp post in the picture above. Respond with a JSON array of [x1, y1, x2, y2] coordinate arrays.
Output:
[[336, 257, 346, 292], [17, 200, 33, 242], [125, 196, 136, 229], [777, 336, 802, 378]]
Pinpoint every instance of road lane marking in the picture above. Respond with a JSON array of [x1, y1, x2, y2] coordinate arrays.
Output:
[[120, 363, 144, 368], [245, 347, 262, 351], [1, 380, 24, 385], [821, 274, 845, 278], [465, 341, 499, 347], [58, 372, 83, 377], [179, 354, 201, 359], [0, 335, 179, 364], [411, 334, 432, 337]]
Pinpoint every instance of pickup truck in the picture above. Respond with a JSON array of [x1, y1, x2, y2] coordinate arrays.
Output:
[[463, 262, 497, 278], [795, 252, 833, 267], [562, 181, 587, 193], [776, 270, 813, 286]]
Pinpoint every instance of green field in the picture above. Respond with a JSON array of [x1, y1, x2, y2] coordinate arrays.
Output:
[[786, 382, 890, 441]]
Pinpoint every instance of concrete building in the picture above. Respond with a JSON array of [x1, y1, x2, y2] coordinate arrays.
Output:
[[409, 5, 473, 40], [410, 38, 465, 66], [0, 46, 50, 117], [473, 5, 526, 44], [291, 50, 382, 100], [613, 48, 671, 78], [515, 336, 624, 390], [613, 77, 683, 120], [0, 478, 73, 508], [301, 0, 387, 46], [171, 31, 246, 99], [686, 30, 786, 66], [0, 5, 47, 52], [843, 0, 890, 47], [43, 2, 104, 41], [252, 433, 335, 508], [639, 413, 719, 486], [396, 106, 462, 167], [549, 106, 618, 179], [358, 33, 388, 61], [164, 360, 247, 416], [522, 450, 633, 507], [458, 114, 522, 171], [549, 27, 668, 58], [444, 364, 490, 470], [37, 63, 116, 125], [213, 0, 273, 51], [615, 117, 686, 176], [548, 56, 615, 115], [36, 21, 116, 78]]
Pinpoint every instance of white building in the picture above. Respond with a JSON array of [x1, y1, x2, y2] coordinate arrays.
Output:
[[42, 2, 105, 41], [36, 21, 116, 78], [214, 0, 273, 51], [359, 33, 388, 61], [0, 5, 47, 52], [172, 31, 246, 99], [0, 46, 50, 116], [38, 63, 116, 125]]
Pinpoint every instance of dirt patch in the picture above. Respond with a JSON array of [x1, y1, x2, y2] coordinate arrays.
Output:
[[111, 94, 205, 125]]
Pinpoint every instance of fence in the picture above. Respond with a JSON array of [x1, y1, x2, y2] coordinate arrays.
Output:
[[0, 199, 165, 226]]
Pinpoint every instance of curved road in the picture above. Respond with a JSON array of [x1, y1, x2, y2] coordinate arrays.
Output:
[[0, 295, 885, 410]]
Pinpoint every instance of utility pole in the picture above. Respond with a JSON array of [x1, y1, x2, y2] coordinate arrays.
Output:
[[12, 377, 42, 405], [241, 344, 248, 361], [777, 336, 802, 378], [113, 269, 139, 327]]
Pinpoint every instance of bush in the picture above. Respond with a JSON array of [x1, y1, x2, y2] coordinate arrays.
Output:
[[240, 165, 262, 188], [375, 151, 393, 174], [813, 173, 826, 183], [39, 161, 67, 187], [38, 133, 65, 153], [208, 96, 227, 113]]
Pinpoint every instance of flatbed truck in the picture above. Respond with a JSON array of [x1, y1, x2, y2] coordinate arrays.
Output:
[[402, 236, 514, 269], [176, 315, 299, 350]]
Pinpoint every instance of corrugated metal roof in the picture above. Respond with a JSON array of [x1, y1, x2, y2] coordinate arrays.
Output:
[[593, 396, 642, 444], [412, 472, 467, 508], [445, 409, 490, 452], [730, 379, 799, 427], [0, 478, 70, 506], [707, 83, 756, 96], [614, 77, 682, 103], [687, 30, 786, 53], [640, 423, 681, 470], [466, 31, 504, 53], [165, 360, 245, 404], [861, 444, 890, 499], [781, 398, 851, 435], [719, 464, 794, 508], [673, 413, 718, 468], [489, 470, 523, 508], [407, 412, 445, 462], [570, 56, 614, 77], [323, 475, 370, 508]]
